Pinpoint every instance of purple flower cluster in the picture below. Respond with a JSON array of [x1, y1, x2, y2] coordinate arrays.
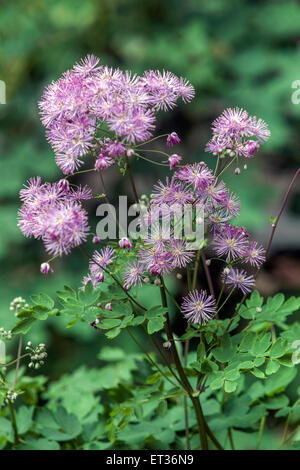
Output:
[[18, 59, 271, 328], [121, 158, 265, 298], [18, 177, 90, 257], [39, 55, 194, 174], [206, 107, 270, 158], [82, 247, 115, 288]]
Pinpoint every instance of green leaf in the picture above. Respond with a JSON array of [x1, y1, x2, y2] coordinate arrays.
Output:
[[16, 406, 34, 435], [145, 306, 168, 319], [254, 357, 265, 367], [37, 407, 81, 442], [269, 338, 289, 358], [31, 305, 49, 320], [239, 360, 255, 370], [197, 342, 206, 361], [157, 400, 168, 417], [265, 359, 281, 375], [250, 332, 271, 356], [210, 374, 225, 391], [56, 285, 77, 302], [105, 327, 121, 339], [275, 407, 291, 418], [212, 334, 236, 362], [265, 367, 297, 395], [66, 314, 80, 328], [134, 404, 144, 420], [18, 438, 60, 450], [12, 317, 37, 334], [31, 293, 54, 310], [78, 281, 100, 306], [147, 316, 165, 334], [224, 380, 238, 393], [239, 332, 256, 352], [131, 316, 145, 326], [251, 368, 265, 379], [98, 318, 122, 329], [262, 394, 289, 410]]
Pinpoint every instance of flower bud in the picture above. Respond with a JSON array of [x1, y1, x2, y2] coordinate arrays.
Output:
[[126, 149, 135, 157], [168, 154, 182, 170], [92, 236, 101, 244], [166, 132, 180, 147], [105, 303, 112, 311], [57, 179, 69, 193], [40, 262, 52, 274], [243, 140, 259, 158], [235, 168, 241, 175], [95, 272, 104, 283], [119, 237, 132, 249]]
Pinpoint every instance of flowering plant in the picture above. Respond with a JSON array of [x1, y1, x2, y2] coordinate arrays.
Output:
[[1, 56, 300, 451]]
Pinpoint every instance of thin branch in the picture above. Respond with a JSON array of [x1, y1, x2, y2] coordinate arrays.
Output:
[[265, 168, 300, 258], [13, 335, 22, 390]]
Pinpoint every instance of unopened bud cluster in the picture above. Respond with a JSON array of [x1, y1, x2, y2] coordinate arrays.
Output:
[[10, 296, 29, 316], [5, 389, 18, 404], [26, 342, 47, 369], [0, 328, 12, 340]]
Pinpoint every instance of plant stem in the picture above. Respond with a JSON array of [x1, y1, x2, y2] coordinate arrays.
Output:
[[201, 252, 215, 300], [265, 168, 300, 258], [228, 427, 235, 450], [159, 281, 208, 450], [192, 249, 201, 290], [183, 340, 191, 450], [0, 353, 30, 368], [227, 167, 300, 332], [216, 288, 234, 314], [187, 267, 192, 291], [125, 328, 178, 388], [98, 171, 126, 237], [8, 401, 19, 445], [135, 152, 170, 167], [13, 335, 22, 390], [139, 148, 171, 159], [79, 246, 146, 311], [216, 155, 237, 179], [126, 155, 139, 204], [134, 133, 169, 148], [163, 282, 181, 311], [145, 330, 183, 387], [256, 416, 266, 450], [214, 155, 221, 176]]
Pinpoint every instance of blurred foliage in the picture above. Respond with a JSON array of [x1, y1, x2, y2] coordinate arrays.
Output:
[[0, 0, 300, 372]]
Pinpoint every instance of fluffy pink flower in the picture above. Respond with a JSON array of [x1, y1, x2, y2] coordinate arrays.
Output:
[[182, 290, 216, 324]]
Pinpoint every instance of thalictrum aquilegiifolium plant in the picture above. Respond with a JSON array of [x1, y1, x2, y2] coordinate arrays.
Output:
[[1, 55, 300, 451]]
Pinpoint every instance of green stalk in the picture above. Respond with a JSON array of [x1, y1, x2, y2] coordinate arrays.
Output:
[[159, 281, 208, 450], [192, 249, 201, 290], [8, 402, 19, 445], [125, 328, 178, 388], [256, 416, 265, 450]]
